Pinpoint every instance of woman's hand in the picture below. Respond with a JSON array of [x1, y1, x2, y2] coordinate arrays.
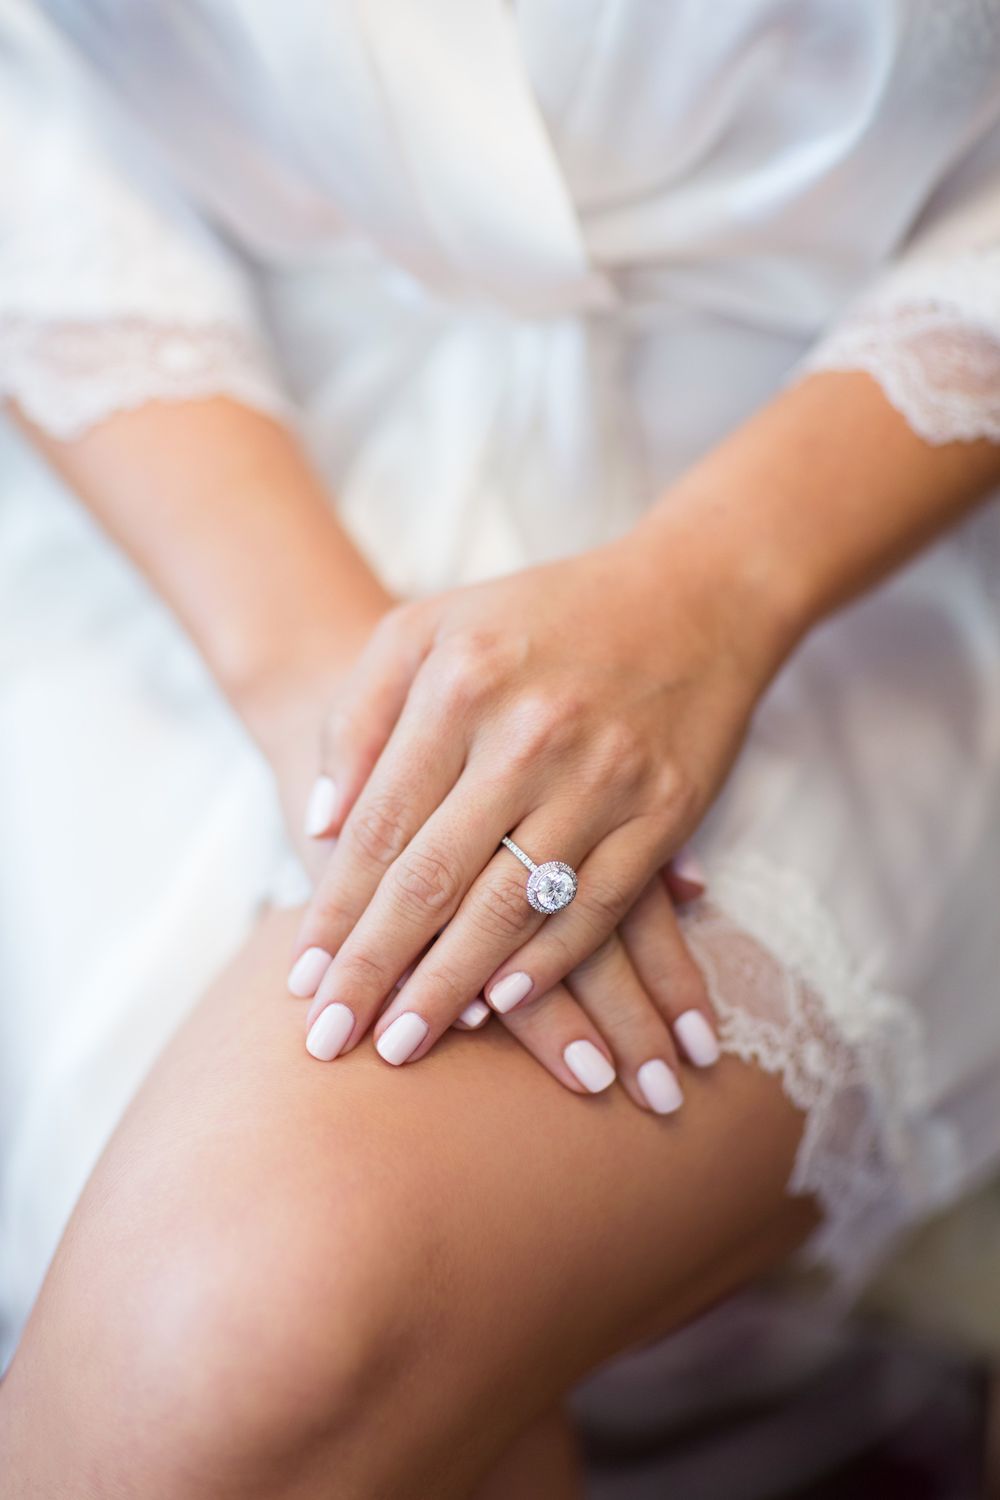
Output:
[[289, 521, 787, 1096]]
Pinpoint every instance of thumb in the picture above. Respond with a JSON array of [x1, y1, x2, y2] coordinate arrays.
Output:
[[303, 603, 436, 840]]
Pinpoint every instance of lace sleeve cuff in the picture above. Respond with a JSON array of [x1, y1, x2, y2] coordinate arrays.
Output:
[[2, 316, 289, 441], [0, 42, 289, 440], [802, 252, 1000, 448]]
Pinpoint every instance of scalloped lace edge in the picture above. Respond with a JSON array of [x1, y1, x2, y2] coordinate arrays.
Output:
[[801, 302, 1000, 447], [681, 853, 964, 1296], [0, 317, 290, 439]]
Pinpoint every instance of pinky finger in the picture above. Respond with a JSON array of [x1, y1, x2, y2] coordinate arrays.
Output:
[[619, 877, 721, 1069]]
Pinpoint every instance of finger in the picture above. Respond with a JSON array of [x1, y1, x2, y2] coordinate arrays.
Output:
[[619, 878, 720, 1068], [300, 778, 575, 1053], [363, 799, 612, 1066], [290, 677, 470, 996], [481, 816, 666, 1017], [451, 998, 492, 1032], [663, 844, 706, 905], [566, 931, 684, 1114], [303, 605, 434, 841], [496, 982, 618, 1097]]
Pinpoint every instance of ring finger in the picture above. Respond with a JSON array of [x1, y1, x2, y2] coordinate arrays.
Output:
[[304, 796, 612, 1062]]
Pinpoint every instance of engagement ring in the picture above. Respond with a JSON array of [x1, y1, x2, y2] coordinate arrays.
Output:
[[500, 836, 578, 914]]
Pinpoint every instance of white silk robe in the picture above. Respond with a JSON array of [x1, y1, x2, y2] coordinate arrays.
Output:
[[2, 0, 1000, 1371]]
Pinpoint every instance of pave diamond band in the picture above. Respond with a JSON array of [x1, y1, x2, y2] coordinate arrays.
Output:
[[500, 836, 579, 915]]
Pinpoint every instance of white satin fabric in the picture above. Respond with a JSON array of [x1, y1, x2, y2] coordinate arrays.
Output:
[[2, 0, 1000, 1371]]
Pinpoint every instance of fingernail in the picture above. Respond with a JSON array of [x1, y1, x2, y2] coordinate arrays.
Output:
[[306, 981, 339, 1028], [563, 1040, 616, 1093], [672, 846, 706, 889], [457, 998, 490, 1028], [304, 775, 338, 838], [637, 1059, 684, 1114], [305, 1002, 355, 1061], [674, 1010, 720, 1068], [487, 971, 533, 1013], [376, 1012, 429, 1066], [288, 947, 333, 998]]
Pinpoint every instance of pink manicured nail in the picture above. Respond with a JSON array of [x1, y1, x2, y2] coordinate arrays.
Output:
[[305, 1003, 355, 1061], [674, 1010, 720, 1068], [376, 1012, 429, 1065], [563, 1040, 616, 1093], [637, 1059, 683, 1114], [304, 775, 338, 838], [457, 999, 490, 1028], [288, 947, 333, 998], [487, 971, 533, 1013], [305, 987, 336, 1029], [672, 846, 706, 889]]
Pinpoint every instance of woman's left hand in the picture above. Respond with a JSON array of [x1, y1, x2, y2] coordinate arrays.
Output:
[[289, 525, 780, 1074]]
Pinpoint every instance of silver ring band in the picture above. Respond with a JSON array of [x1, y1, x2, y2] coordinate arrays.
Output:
[[500, 835, 579, 914]]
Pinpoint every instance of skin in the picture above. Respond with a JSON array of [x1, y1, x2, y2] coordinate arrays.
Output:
[[292, 370, 1000, 1097], [7, 368, 1000, 1492], [0, 908, 817, 1499]]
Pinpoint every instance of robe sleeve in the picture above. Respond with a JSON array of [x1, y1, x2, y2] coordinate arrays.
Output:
[[802, 123, 1000, 446], [0, 8, 288, 440]]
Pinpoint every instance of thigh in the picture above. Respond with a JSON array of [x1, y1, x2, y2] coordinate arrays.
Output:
[[1, 908, 817, 1495]]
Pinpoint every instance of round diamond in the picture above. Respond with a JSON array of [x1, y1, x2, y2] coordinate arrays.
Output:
[[526, 861, 578, 914]]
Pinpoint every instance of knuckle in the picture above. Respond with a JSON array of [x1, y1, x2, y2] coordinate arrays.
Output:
[[580, 875, 631, 929], [391, 846, 460, 916], [428, 646, 481, 712], [338, 946, 390, 993], [474, 872, 533, 939], [308, 889, 357, 936], [376, 601, 416, 647], [503, 694, 570, 766], [651, 762, 697, 825], [418, 957, 468, 1011], [349, 793, 412, 868], [596, 721, 649, 789], [431, 630, 516, 707]]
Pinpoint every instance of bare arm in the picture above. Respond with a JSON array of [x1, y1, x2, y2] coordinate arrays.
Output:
[[634, 368, 1000, 670], [16, 396, 392, 734], [289, 365, 1000, 1096], [12, 395, 394, 860]]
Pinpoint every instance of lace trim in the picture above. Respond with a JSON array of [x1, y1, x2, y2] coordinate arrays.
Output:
[[1, 317, 289, 439], [804, 305, 1000, 446], [681, 853, 963, 1295], [804, 244, 1000, 447]]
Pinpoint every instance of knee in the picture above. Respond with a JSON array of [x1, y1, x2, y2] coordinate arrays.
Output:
[[98, 1167, 435, 1492]]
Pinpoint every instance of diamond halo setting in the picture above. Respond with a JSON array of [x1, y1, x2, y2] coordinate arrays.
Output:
[[526, 860, 579, 914], [499, 836, 579, 915]]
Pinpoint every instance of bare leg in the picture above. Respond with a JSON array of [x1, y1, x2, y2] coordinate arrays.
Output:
[[471, 1408, 582, 1500], [0, 910, 817, 1498]]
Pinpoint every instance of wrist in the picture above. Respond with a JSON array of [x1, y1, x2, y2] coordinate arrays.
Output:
[[623, 479, 811, 692], [631, 371, 1000, 679], [231, 603, 391, 758]]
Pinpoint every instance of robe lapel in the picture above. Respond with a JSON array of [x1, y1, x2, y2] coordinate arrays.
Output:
[[246, 0, 615, 315]]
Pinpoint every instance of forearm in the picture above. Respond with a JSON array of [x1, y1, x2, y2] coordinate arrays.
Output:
[[635, 370, 1000, 676], [17, 396, 392, 729]]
